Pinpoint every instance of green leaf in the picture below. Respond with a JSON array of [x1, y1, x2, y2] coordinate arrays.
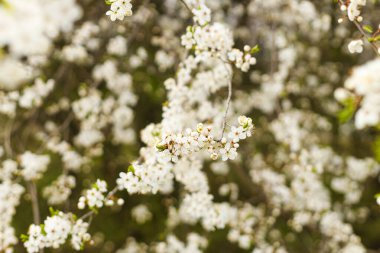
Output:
[[90, 207, 99, 214], [40, 224, 47, 236], [372, 136, 380, 163], [92, 183, 99, 190], [105, 0, 113, 5], [0, 0, 11, 9], [20, 234, 29, 242], [127, 165, 135, 173], [49, 207, 59, 216], [363, 25, 374, 34], [155, 142, 168, 152], [338, 98, 356, 124], [250, 45, 260, 54], [368, 35, 380, 42]]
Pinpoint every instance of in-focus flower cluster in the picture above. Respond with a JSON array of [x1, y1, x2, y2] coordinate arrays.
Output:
[[335, 58, 380, 129], [156, 116, 254, 162], [23, 211, 90, 253], [106, 0, 133, 21]]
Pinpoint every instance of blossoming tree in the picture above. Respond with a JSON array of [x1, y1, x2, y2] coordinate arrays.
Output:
[[0, 0, 380, 252]]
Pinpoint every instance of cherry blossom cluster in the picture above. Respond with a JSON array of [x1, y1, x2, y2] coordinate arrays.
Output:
[[0, 0, 82, 57], [337, 0, 380, 55], [180, 2, 258, 72], [156, 116, 254, 162], [78, 180, 124, 211], [131, 204, 152, 224], [340, 0, 366, 22], [78, 180, 106, 210], [43, 175, 76, 205], [61, 22, 100, 63], [228, 46, 258, 72], [335, 58, 380, 129], [45, 139, 86, 172], [23, 211, 91, 253], [20, 151, 50, 181], [106, 0, 133, 21], [0, 0, 380, 252], [0, 78, 55, 117], [0, 180, 24, 252], [71, 60, 137, 149]]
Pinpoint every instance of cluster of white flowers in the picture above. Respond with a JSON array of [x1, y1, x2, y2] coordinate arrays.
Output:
[[46, 139, 86, 172], [1, 0, 379, 252], [157, 116, 254, 162], [181, 22, 258, 72], [0, 57, 32, 90], [78, 180, 108, 210], [335, 58, 380, 129], [0, 0, 82, 57], [116, 234, 208, 253], [340, 0, 366, 22], [192, 4, 211, 26], [0, 78, 55, 117], [155, 233, 208, 253], [71, 60, 137, 149], [23, 212, 90, 253], [43, 175, 76, 205], [173, 158, 209, 193], [71, 219, 91, 250], [348, 39, 364, 54], [117, 160, 173, 195], [270, 110, 331, 152], [338, 0, 380, 55], [61, 22, 100, 62], [179, 192, 235, 231], [19, 79, 55, 109], [116, 237, 148, 253], [228, 46, 258, 72], [179, 2, 258, 71], [320, 212, 365, 252], [117, 117, 253, 196], [131, 204, 152, 224], [0, 180, 24, 252], [107, 35, 128, 56], [106, 0, 133, 21], [332, 157, 379, 204], [227, 203, 267, 250], [20, 151, 50, 181]]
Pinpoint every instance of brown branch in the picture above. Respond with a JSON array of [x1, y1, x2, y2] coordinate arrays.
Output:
[[220, 63, 233, 140], [337, 0, 380, 56], [179, 0, 192, 13]]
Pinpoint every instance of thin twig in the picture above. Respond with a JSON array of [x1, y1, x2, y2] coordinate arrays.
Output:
[[28, 182, 45, 253], [78, 186, 119, 221], [28, 182, 41, 224], [352, 20, 380, 55], [220, 63, 233, 139], [337, 0, 380, 56], [4, 119, 14, 157], [179, 0, 192, 13]]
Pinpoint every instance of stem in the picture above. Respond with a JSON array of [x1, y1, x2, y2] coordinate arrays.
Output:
[[4, 119, 13, 157], [352, 20, 380, 55], [179, 0, 192, 13], [220, 63, 233, 139], [28, 182, 41, 224], [28, 182, 44, 253], [337, 0, 380, 56]]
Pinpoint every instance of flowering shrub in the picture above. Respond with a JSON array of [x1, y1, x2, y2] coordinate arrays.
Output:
[[0, 0, 380, 252]]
